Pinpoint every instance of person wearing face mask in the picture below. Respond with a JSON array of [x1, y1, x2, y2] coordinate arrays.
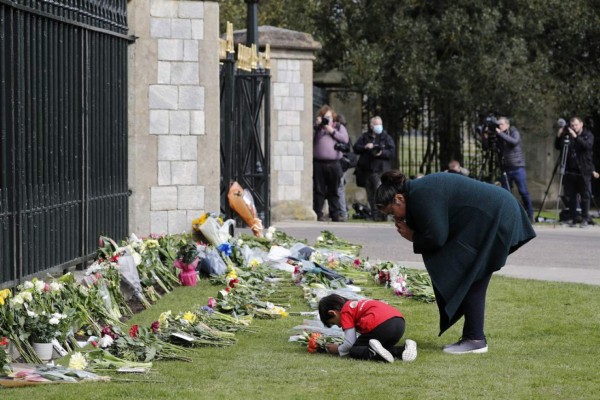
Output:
[[353, 116, 396, 221], [313, 105, 349, 222]]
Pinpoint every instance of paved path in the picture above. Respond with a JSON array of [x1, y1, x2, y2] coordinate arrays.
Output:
[[270, 221, 600, 286]]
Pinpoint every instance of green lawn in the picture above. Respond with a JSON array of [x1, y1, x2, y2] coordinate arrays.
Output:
[[2, 274, 599, 399]]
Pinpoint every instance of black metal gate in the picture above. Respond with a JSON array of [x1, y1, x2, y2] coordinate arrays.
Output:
[[220, 50, 271, 228], [0, 0, 130, 287]]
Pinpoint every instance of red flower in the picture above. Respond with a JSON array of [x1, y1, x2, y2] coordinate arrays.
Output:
[[228, 278, 239, 288], [91, 341, 98, 348], [150, 321, 160, 334], [225, 287, 231, 293], [110, 254, 120, 263], [0, 337, 9, 346], [129, 324, 139, 338], [353, 258, 361, 267]]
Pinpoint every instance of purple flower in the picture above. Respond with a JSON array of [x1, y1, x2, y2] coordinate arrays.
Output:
[[201, 305, 214, 314]]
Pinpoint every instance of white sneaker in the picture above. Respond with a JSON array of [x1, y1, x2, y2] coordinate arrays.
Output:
[[368, 339, 394, 363], [402, 339, 417, 362]]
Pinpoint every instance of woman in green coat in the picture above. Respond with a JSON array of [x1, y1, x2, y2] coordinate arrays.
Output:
[[375, 170, 536, 354]]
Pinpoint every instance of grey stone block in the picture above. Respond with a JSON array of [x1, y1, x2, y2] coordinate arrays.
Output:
[[178, 86, 204, 110], [171, 19, 192, 39], [169, 110, 190, 135], [170, 62, 199, 85], [151, 186, 178, 210], [150, 18, 171, 38], [158, 39, 184, 61], [149, 110, 169, 134], [179, 1, 204, 18], [171, 161, 198, 185], [158, 136, 181, 160], [149, 85, 178, 110], [178, 185, 204, 209], [150, 211, 169, 234]]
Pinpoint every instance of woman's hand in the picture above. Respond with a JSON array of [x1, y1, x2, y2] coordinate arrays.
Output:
[[325, 343, 339, 354], [395, 218, 414, 242]]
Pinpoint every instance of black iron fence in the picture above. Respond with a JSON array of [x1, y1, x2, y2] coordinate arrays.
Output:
[[0, 0, 131, 287], [219, 45, 271, 228]]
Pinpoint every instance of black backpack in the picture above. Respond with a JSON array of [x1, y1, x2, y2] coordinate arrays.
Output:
[[339, 138, 358, 172]]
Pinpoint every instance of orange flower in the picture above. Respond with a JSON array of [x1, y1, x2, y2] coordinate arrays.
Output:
[[307, 333, 322, 353]]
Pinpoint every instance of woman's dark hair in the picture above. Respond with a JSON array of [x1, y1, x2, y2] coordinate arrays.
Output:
[[375, 170, 408, 210], [318, 294, 348, 327]]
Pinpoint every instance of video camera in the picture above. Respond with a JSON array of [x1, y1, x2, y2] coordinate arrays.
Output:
[[557, 118, 570, 143], [476, 115, 499, 136]]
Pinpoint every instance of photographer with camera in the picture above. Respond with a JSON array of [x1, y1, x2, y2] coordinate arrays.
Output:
[[353, 116, 396, 221], [313, 105, 349, 222], [554, 116, 595, 227], [482, 116, 534, 222]]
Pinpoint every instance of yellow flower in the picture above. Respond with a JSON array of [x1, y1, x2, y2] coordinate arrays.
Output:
[[248, 259, 261, 269], [0, 288, 11, 305], [192, 213, 209, 231], [68, 352, 88, 370], [182, 311, 197, 324], [226, 269, 238, 279], [159, 310, 172, 328]]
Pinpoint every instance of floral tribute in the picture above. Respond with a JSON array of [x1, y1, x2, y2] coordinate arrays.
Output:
[[295, 331, 343, 353]]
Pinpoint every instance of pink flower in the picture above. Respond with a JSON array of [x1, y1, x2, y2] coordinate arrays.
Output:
[[150, 321, 160, 334], [207, 297, 217, 308], [353, 259, 361, 267]]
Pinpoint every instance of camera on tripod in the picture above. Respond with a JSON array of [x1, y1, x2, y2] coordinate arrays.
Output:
[[476, 115, 500, 136], [557, 118, 570, 143]]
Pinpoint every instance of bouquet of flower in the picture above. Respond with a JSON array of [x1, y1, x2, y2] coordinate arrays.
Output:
[[295, 331, 343, 353], [155, 310, 237, 347], [193, 213, 235, 246], [227, 181, 263, 237], [313, 230, 362, 257], [174, 240, 199, 286], [25, 311, 72, 343], [0, 336, 9, 373]]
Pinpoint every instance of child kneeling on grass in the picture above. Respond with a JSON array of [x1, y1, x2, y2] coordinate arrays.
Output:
[[318, 294, 417, 363]]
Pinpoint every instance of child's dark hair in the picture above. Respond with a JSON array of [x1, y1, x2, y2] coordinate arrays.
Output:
[[318, 294, 348, 327]]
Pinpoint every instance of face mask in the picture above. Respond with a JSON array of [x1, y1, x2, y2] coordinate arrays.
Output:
[[373, 125, 383, 134]]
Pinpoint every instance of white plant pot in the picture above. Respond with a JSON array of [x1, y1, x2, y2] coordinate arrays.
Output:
[[32, 342, 54, 362]]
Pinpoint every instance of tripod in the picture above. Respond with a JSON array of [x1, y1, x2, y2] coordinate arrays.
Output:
[[536, 135, 569, 227], [477, 146, 510, 189]]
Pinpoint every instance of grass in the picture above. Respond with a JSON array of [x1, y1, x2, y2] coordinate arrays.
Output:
[[2, 274, 600, 399]]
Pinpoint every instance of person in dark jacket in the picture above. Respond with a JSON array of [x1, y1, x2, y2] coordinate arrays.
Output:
[[313, 105, 349, 222], [353, 116, 395, 221], [375, 171, 536, 355], [554, 116, 595, 227], [482, 116, 534, 221]]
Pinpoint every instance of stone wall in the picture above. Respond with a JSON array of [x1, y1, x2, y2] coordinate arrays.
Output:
[[128, 0, 220, 236]]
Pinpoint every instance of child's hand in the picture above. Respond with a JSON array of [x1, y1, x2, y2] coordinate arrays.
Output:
[[325, 343, 339, 355]]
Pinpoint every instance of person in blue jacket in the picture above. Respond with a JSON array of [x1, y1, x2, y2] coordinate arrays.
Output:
[[375, 170, 536, 354]]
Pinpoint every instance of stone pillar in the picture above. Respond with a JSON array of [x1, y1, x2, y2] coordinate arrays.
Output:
[[127, 0, 220, 236], [234, 26, 321, 221]]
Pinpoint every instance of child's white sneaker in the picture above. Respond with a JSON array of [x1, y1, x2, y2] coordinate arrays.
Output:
[[368, 339, 394, 363], [402, 339, 417, 362]]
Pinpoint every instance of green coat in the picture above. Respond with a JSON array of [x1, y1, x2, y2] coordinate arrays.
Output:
[[405, 173, 536, 334]]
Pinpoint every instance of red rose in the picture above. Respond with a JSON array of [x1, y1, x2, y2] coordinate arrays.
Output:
[[150, 321, 160, 334], [228, 278, 239, 288], [0, 337, 8, 346], [129, 324, 139, 338]]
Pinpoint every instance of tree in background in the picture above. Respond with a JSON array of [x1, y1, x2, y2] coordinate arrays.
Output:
[[219, 0, 600, 169]]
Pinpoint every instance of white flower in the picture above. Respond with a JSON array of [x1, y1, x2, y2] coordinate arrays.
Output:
[[265, 232, 273, 241], [21, 291, 33, 302], [68, 352, 88, 370], [236, 239, 244, 246], [49, 317, 60, 325], [51, 313, 66, 320], [34, 280, 46, 292], [98, 335, 114, 348], [10, 296, 24, 306], [23, 281, 34, 289], [27, 310, 37, 317], [49, 282, 63, 292], [132, 252, 142, 266], [267, 226, 276, 234], [317, 236, 324, 242]]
